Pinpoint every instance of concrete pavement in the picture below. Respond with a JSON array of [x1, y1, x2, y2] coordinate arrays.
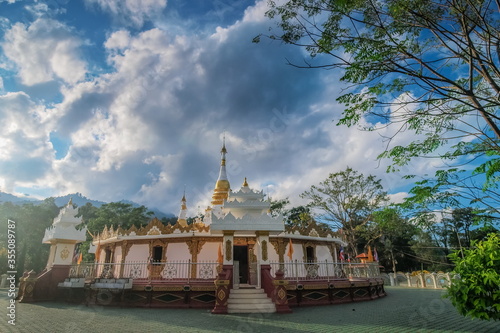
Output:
[[1, 287, 498, 332]]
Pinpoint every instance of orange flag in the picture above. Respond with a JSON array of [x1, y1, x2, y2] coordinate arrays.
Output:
[[287, 238, 294, 261], [367, 246, 374, 262], [217, 243, 223, 264], [77, 252, 83, 265]]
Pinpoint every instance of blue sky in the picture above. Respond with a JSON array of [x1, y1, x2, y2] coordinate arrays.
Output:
[[0, 0, 446, 214]]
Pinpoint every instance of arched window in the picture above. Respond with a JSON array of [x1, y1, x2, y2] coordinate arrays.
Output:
[[104, 248, 112, 263], [306, 246, 315, 263], [152, 246, 163, 262]]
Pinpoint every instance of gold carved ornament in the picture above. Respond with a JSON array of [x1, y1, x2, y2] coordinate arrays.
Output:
[[60, 247, 70, 260], [225, 240, 232, 261], [262, 240, 268, 261]]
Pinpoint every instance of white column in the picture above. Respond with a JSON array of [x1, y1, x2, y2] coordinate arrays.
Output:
[[256, 232, 270, 289]]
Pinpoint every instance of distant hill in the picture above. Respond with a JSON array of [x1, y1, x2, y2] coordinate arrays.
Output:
[[52, 192, 107, 208], [0, 191, 175, 219], [0, 191, 37, 204]]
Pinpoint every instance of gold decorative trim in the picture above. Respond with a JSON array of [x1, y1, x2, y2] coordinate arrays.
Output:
[[304, 284, 328, 290], [153, 286, 183, 291], [285, 220, 340, 238], [215, 280, 230, 286], [262, 240, 268, 261], [121, 241, 134, 260], [270, 239, 286, 263], [96, 217, 211, 241], [225, 239, 232, 261], [190, 286, 216, 291], [233, 237, 247, 246], [273, 280, 289, 286]]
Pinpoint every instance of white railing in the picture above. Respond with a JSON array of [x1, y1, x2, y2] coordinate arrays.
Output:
[[379, 272, 458, 289], [69, 261, 221, 282], [269, 261, 381, 282]]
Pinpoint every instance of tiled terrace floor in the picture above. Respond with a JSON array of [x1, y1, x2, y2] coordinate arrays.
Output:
[[1, 287, 498, 332]]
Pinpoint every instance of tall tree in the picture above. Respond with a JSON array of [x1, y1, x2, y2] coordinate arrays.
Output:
[[301, 167, 388, 256], [0, 199, 59, 277], [258, 0, 500, 218], [362, 207, 418, 273], [78, 202, 154, 261]]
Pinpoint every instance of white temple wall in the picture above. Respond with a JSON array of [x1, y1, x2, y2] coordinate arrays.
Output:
[[126, 244, 149, 262], [268, 245, 279, 262], [166, 242, 191, 261], [315, 245, 333, 262], [197, 242, 220, 262], [113, 246, 122, 276], [114, 246, 122, 262], [289, 243, 303, 262]]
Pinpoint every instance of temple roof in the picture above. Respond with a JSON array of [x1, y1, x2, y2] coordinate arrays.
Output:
[[42, 198, 86, 244]]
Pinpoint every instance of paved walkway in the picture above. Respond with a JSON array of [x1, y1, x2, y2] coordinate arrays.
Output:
[[1, 287, 498, 333]]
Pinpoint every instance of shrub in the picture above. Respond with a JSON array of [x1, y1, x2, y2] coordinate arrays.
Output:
[[445, 233, 500, 320]]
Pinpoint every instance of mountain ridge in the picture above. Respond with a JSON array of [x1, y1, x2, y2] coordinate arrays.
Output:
[[0, 191, 175, 219]]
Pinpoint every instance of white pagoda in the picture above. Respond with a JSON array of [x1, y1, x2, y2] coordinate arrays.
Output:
[[43, 199, 87, 269]]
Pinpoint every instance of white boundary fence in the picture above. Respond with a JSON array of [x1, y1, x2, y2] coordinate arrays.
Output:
[[69, 261, 221, 282], [378, 272, 458, 289], [269, 261, 381, 282]]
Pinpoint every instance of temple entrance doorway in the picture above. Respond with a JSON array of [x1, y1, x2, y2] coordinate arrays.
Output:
[[233, 245, 248, 284]]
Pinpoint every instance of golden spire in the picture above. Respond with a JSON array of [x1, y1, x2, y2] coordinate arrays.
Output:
[[242, 177, 248, 187], [178, 191, 188, 227], [211, 135, 230, 206]]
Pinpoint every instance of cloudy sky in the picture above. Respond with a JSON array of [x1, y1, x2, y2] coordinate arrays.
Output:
[[0, 0, 438, 215]]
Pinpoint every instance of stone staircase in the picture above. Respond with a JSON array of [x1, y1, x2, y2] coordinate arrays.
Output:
[[227, 287, 276, 314]]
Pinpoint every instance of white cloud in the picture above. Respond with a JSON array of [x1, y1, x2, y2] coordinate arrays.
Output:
[[0, 92, 54, 191], [2, 18, 86, 85], [85, 0, 167, 28], [104, 30, 131, 51], [0, 0, 456, 216]]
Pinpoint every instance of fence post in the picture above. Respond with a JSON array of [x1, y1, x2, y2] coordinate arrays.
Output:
[[294, 260, 299, 283], [406, 273, 412, 287], [431, 273, 438, 289], [389, 274, 395, 286], [325, 260, 330, 283], [419, 272, 425, 288]]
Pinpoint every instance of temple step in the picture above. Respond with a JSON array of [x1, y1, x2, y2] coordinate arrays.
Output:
[[227, 288, 276, 314]]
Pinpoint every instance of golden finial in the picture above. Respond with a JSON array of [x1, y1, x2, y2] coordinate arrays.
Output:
[[243, 177, 248, 187]]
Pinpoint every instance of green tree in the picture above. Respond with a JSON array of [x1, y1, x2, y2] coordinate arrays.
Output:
[[410, 228, 450, 271], [0, 199, 59, 278], [269, 197, 290, 218], [442, 207, 478, 253], [301, 167, 388, 257], [445, 232, 500, 320], [365, 207, 418, 273], [259, 0, 500, 218], [401, 169, 500, 225], [78, 202, 154, 261]]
